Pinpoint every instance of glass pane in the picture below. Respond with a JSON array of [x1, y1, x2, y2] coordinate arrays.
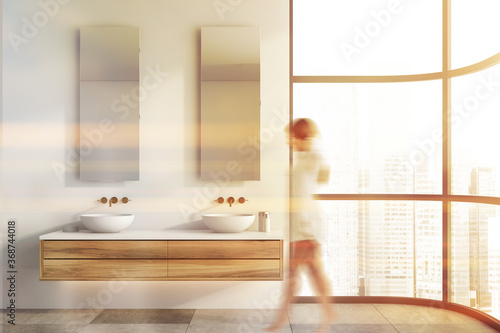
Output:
[[298, 201, 442, 299], [451, 64, 500, 196], [451, 0, 500, 69], [452, 203, 500, 320], [294, 82, 442, 194], [293, 0, 442, 75]]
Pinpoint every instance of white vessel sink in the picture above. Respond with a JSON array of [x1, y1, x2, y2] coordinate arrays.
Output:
[[80, 213, 134, 233], [202, 214, 255, 233]]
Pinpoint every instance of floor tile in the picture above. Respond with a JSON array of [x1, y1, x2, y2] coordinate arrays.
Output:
[[189, 309, 292, 333], [187, 322, 292, 333], [286, 304, 324, 324], [13, 309, 102, 325], [81, 324, 189, 333], [288, 303, 389, 325], [291, 323, 398, 333], [373, 304, 479, 325], [2, 304, 498, 333], [1, 324, 86, 333], [90, 309, 194, 324], [393, 323, 500, 333], [190, 308, 279, 325]]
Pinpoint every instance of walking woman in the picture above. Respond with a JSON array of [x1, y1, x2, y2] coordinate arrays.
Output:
[[268, 118, 336, 332]]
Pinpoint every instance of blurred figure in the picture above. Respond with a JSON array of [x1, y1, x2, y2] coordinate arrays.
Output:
[[268, 118, 336, 333]]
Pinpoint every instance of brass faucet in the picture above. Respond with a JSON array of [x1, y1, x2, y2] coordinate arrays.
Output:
[[98, 197, 129, 207], [109, 197, 118, 207], [214, 196, 247, 207]]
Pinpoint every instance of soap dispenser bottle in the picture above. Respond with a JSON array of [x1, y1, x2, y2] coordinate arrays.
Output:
[[259, 211, 270, 232]]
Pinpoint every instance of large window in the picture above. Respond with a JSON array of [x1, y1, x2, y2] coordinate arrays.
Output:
[[294, 81, 442, 194], [293, 0, 442, 76], [292, 0, 500, 321], [451, 64, 500, 197]]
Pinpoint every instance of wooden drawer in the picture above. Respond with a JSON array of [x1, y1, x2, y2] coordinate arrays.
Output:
[[42, 240, 167, 259], [168, 240, 282, 259], [42, 259, 167, 280], [168, 259, 281, 279], [39, 239, 283, 281]]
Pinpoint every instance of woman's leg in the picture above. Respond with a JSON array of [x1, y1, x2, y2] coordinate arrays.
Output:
[[307, 247, 337, 332], [267, 264, 299, 332]]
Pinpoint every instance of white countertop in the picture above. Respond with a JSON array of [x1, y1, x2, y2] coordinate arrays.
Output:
[[40, 229, 284, 240]]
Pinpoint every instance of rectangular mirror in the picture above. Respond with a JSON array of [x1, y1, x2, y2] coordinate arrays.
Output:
[[200, 27, 261, 181], [80, 27, 139, 81], [80, 27, 140, 181]]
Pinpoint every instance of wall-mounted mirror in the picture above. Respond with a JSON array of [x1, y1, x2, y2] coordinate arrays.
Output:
[[200, 27, 261, 181], [80, 27, 140, 181]]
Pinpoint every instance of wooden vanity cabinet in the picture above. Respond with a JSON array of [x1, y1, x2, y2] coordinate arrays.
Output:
[[40, 240, 168, 280], [40, 239, 283, 281], [168, 240, 282, 280]]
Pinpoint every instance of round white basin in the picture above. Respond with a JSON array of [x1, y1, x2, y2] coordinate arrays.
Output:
[[81, 213, 134, 233], [202, 214, 255, 233]]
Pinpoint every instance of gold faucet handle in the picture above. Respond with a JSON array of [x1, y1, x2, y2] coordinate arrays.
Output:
[[98, 197, 108, 204], [109, 197, 118, 207], [238, 197, 248, 204], [122, 197, 131, 204], [215, 197, 224, 204]]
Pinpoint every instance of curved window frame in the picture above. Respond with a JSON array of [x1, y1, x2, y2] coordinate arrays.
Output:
[[290, 0, 500, 329]]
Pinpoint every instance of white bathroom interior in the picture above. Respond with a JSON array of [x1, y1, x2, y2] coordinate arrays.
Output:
[[1, 0, 289, 309], [4, 2, 500, 332]]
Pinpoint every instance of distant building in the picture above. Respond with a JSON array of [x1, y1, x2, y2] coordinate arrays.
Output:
[[469, 167, 495, 310]]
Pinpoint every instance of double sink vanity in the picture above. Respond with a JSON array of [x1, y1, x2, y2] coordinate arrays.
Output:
[[43, 25, 276, 282], [39, 214, 283, 282]]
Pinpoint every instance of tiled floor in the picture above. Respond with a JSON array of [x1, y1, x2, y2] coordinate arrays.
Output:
[[2, 304, 499, 332]]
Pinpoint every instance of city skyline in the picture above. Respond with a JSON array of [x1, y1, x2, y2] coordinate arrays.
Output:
[[294, 83, 500, 319]]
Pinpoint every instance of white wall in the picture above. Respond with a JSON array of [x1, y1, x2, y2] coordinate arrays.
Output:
[[2, 0, 289, 309]]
